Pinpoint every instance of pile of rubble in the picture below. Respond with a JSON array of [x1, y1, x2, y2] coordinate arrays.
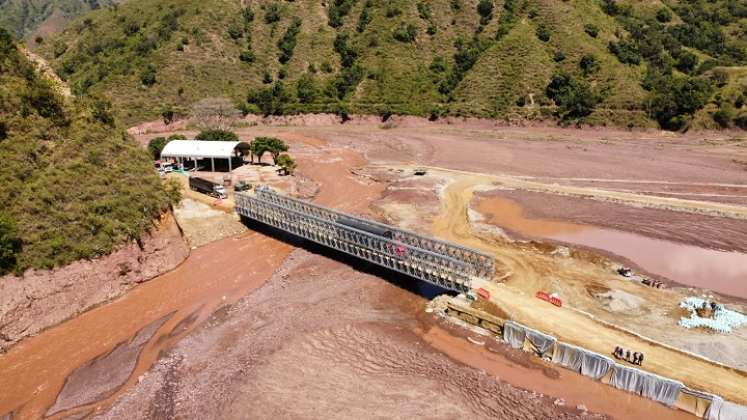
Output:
[[679, 297, 747, 333]]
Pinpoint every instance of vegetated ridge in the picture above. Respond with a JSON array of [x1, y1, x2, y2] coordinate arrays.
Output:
[[36, 0, 747, 129], [0, 0, 122, 40], [0, 28, 176, 275]]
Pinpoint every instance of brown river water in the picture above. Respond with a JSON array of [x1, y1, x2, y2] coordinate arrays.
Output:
[[476, 196, 747, 300]]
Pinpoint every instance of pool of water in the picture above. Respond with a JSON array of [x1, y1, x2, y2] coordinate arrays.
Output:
[[476, 196, 747, 299]]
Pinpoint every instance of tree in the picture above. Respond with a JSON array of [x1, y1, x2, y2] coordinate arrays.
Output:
[[148, 137, 169, 159], [296, 73, 319, 103], [162, 105, 175, 125], [276, 154, 297, 175], [477, 0, 494, 25], [190, 97, 241, 130], [278, 17, 302, 64], [0, 213, 21, 274], [250, 137, 288, 164], [536, 24, 551, 42], [656, 8, 672, 23], [196, 129, 239, 141], [140, 64, 157, 86], [546, 73, 599, 120]]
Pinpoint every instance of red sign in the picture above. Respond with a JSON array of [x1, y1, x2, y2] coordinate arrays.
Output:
[[535, 291, 562, 307]]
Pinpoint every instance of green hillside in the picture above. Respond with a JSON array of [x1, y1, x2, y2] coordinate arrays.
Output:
[[0, 28, 175, 275], [0, 0, 122, 39], [38, 0, 747, 129]]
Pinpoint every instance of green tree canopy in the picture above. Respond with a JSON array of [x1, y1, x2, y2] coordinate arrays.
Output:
[[250, 137, 289, 164], [276, 153, 297, 175], [546, 73, 599, 120]]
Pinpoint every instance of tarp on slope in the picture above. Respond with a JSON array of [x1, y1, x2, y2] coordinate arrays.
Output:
[[502, 321, 527, 349], [610, 365, 683, 407], [580, 352, 614, 381], [707, 396, 747, 420], [553, 342, 584, 371], [525, 327, 556, 357]]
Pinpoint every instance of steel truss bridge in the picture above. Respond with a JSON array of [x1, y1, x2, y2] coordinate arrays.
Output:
[[235, 187, 495, 292]]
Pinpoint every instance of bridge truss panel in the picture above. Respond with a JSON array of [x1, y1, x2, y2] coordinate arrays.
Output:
[[236, 188, 496, 293], [252, 187, 495, 278]]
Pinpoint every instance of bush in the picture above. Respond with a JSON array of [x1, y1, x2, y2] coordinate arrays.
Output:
[[0, 213, 21, 275], [675, 50, 698, 73], [418, 2, 432, 20], [646, 75, 712, 129], [477, 0, 494, 25], [328, 0, 356, 28], [296, 73, 319, 103], [584, 24, 599, 38], [546, 73, 598, 119], [609, 39, 642, 65], [656, 8, 672, 23], [713, 104, 735, 128], [247, 80, 290, 115], [140, 65, 157, 86], [277, 17, 302, 64], [148, 137, 169, 159], [195, 129, 239, 141], [735, 112, 747, 129], [553, 51, 566, 62], [536, 24, 551, 42], [393, 24, 418, 43], [239, 49, 256, 63], [580, 54, 600, 75], [264, 3, 281, 24]]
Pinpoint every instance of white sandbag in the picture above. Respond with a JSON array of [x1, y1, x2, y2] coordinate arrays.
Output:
[[502, 321, 526, 349], [580, 352, 614, 381]]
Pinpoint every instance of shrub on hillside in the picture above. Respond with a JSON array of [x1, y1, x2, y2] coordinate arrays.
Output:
[[278, 17, 302, 64], [0, 213, 21, 275], [656, 8, 672, 23], [477, 0, 494, 25], [195, 129, 239, 142], [676, 50, 699, 73], [584, 24, 599, 38], [608, 39, 642, 65], [546, 73, 599, 120], [536, 24, 551, 42], [393, 24, 418, 43], [264, 3, 281, 24], [580, 54, 600, 75], [646, 75, 712, 129]]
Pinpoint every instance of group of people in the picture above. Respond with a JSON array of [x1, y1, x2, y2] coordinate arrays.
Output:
[[641, 278, 663, 289], [613, 346, 644, 366]]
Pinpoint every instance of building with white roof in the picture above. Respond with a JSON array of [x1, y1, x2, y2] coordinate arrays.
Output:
[[160, 140, 251, 172]]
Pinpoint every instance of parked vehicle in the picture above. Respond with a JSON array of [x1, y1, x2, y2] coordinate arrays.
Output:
[[189, 176, 227, 199], [234, 181, 252, 192]]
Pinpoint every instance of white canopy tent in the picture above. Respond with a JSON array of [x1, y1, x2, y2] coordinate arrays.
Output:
[[160, 140, 251, 172]]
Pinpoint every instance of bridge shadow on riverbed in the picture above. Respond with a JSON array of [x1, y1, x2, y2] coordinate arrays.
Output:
[[240, 218, 455, 300]]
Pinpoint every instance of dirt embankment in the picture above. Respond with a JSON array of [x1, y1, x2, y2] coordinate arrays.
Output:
[[0, 213, 189, 352]]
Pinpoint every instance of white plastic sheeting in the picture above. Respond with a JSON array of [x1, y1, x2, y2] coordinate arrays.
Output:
[[525, 327, 557, 357], [580, 352, 614, 381], [610, 365, 683, 407], [502, 321, 526, 349], [707, 396, 747, 420], [553, 342, 584, 371], [679, 297, 747, 333]]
